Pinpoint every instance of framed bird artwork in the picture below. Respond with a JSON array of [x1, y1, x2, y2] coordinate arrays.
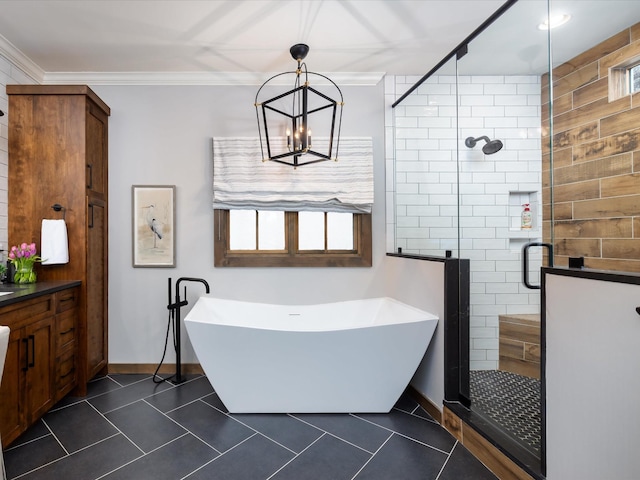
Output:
[[132, 185, 176, 267]]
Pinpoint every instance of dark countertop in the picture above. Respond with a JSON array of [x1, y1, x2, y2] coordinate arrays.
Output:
[[0, 280, 82, 307]]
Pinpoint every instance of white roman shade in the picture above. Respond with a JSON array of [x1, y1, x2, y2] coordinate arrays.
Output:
[[212, 137, 373, 214]]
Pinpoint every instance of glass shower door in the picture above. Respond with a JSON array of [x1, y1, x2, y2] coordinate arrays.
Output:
[[454, 0, 550, 466]]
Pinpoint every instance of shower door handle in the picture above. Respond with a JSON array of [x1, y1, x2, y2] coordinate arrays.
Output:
[[522, 242, 553, 290]]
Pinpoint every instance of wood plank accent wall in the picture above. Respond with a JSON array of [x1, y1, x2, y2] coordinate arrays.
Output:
[[542, 22, 640, 272]]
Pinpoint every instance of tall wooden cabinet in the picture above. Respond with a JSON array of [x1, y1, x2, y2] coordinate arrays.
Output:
[[7, 85, 110, 396]]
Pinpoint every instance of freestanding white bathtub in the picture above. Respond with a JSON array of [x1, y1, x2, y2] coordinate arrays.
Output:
[[184, 297, 438, 413]]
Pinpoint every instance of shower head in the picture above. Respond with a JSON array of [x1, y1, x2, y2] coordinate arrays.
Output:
[[465, 136, 503, 155]]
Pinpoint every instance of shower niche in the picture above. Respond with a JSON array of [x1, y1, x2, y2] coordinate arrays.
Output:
[[508, 190, 541, 251]]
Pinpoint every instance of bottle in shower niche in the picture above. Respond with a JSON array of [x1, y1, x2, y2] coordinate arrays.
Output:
[[521, 204, 532, 229]]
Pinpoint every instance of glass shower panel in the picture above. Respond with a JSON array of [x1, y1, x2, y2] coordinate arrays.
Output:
[[456, 0, 550, 461], [547, 0, 640, 273], [392, 57, 459, 257]]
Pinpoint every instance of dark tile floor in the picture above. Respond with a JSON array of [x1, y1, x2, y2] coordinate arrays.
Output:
[[4, 375, 497, 480]]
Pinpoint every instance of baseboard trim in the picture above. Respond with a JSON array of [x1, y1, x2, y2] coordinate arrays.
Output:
[[108, 363, 205, 375], [407, 387, 537, 480], [407, 385, 442, 424], [443, 405, 537, 480]]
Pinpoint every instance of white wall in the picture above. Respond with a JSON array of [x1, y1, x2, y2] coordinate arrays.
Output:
[[545, 272, 640, 479], [89, 83, 390, 365], [385, 256, 446, 407]]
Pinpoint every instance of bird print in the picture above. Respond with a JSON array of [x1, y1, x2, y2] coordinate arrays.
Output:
[[143, 204, 163, 248]]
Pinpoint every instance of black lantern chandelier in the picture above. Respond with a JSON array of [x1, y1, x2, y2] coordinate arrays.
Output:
[[254, 44, 343, 168]]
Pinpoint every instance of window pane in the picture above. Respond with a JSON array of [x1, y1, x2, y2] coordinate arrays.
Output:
[[327, 213, 354, 250], [631, 65, 640, 93], [229, 210, 256, 250], [298, 211, 325, 250], [258, 210, 285, 250]]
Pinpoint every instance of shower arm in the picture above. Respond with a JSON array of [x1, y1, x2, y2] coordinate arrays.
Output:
[[464, 136, 491, 148]]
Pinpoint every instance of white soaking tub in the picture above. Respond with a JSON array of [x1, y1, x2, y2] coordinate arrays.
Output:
[[184, 297, 438, 413]]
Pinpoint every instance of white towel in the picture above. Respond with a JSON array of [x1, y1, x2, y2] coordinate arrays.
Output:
[[41, 219, 69, 265]]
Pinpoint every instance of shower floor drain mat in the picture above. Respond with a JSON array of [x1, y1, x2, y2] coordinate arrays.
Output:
[[469, 370, 541, 454]]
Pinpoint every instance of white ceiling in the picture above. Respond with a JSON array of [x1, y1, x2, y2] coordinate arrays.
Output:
[[0, 1, 638, 86], [0, 0, 506, 84]]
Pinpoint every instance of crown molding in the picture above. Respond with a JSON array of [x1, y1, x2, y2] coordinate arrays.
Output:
[[43, 71, 385, 87], [0, 34, 383, 87], [0, 34, 45, 83]]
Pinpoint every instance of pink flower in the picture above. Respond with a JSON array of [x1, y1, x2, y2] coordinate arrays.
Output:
[[8, 242, 42, 264]]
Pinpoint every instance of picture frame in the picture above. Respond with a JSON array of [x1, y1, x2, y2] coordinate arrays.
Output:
[[132, 185, 176, 267]]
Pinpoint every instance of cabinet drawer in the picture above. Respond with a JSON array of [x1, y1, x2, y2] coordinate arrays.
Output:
[[55, 309, 76, 353], [56, 288, 79, 314], [55, 349, 77, 401], [0, 295, 55, 329]]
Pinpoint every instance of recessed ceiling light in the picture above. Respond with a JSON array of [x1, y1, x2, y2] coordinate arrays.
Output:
[[538, 13, 571, 30]]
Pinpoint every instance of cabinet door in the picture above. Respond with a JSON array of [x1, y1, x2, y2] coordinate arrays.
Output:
[[86, 100, 108, 199], [55, 348, 77, 402], [87, 200, 107, 378], [0, 330, 24, 447], [24, 317, 55, 423]]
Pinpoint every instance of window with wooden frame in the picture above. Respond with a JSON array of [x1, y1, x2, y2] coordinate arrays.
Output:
[[214, 209, 372, 267], [609, 58, 640, 100], [630, 63, 640, 94]]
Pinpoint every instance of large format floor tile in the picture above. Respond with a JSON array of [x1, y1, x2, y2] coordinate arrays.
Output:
[[3, 375, 497, 480]]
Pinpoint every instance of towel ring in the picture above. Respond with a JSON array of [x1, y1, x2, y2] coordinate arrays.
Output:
[[51, 204, 66, 220]]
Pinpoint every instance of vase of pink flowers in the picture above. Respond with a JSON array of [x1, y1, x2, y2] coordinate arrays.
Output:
[[8, 242, 42, 284]]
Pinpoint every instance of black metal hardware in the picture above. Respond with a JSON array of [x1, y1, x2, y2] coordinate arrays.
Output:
[[59, 327, 74, 335], [87, 164, 93, 189], [166, 277, 211, 384], [392, 0, 518, 108], [22, 338, 29, 371], [522, 242, 553, 289], [88, 204, 94, 228], [568, 256, 584, 269], [51, 203, 66, 220], [28, 335, 35, 368], [456, 44, 468, 60], [636, 307, 640, 316]]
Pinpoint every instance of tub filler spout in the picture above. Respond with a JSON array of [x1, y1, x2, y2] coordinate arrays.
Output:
[[176, 277, 210, 294], [165, 277, 210, 385]]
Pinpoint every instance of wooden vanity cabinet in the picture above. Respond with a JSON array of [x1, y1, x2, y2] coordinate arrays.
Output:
[[0, 287, 80, 447], [7, 84, 110, 396]]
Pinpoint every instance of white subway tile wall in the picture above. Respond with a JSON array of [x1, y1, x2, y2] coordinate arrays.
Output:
[[385, 74, 543, 370], [0, 54, 36, 252]]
